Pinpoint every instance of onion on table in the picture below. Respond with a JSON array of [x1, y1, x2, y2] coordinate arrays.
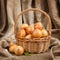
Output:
[[9, 38, 24, 55], [9, 45, 17, 53], [14, 46, 24, 56]]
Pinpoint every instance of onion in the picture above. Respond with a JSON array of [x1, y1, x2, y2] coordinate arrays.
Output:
[[18, 29, 26, 38], [42, 29, 48, 37], [14, 46, 24, 55], [34, 22, 44, 30], [32, 29, 42, 38], [25, 34, 32, 39], [9, 45, 17, 53], [26, 26, 34, 34], [20, 24, 28, 29]]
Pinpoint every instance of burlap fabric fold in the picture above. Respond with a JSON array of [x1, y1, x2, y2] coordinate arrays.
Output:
[[0, 0, 60, 60]]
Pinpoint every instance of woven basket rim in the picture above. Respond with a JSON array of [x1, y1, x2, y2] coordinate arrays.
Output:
[[16, 36, 51, 42]]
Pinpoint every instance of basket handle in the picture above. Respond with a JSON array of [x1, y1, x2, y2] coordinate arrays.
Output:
[[14, 8, 51, 36]]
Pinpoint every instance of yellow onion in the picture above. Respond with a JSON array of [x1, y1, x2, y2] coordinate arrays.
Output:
[[26, 26, 34, 34], [42, 29, 48, 37], [20, 24, 28, 29], [9, 45, 17, 53], [32, 29, 42, 38], [14, 46, 24, 55], [18, 29, 26, 38], [34, 22, 44, 30], [25, 34, 32, 39]]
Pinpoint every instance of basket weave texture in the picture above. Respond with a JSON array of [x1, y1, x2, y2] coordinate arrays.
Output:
[[14, 8, 51, 53]]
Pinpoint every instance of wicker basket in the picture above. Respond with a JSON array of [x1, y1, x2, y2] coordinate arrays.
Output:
[[14, 8, 51, 53]]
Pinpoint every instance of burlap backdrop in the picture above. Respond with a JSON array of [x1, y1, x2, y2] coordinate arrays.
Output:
[[0, 0, 60, 60]]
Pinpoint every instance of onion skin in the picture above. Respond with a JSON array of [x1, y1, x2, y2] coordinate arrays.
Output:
[[18, 29, 26, 38], [25, 34, 32, 39], [14, 46, 24, 55], [42, 29, 48, 37], [34, 22, 44, 30], [9, 45, 17, 53], [32, 29, 42, 38], [26, 26, 34, 34], [20, 24, 28, 29]]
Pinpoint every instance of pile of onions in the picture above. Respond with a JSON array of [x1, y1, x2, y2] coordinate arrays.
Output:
[[9, 38, 24, 55], [17, 22, 48, 39]]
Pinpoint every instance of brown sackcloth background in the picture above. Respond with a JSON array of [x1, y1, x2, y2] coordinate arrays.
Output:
[[0, 0, 60, 60]]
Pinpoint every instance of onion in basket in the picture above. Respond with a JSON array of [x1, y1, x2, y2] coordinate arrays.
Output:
[[42, 29, 48, 37], [25, 34, 32, 39], [32, 29, 42, 38], [18, 29, 26, 38], [20, 24, 28, 29], [26, 26, 34, 34], [34, 22, 44, 30]]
